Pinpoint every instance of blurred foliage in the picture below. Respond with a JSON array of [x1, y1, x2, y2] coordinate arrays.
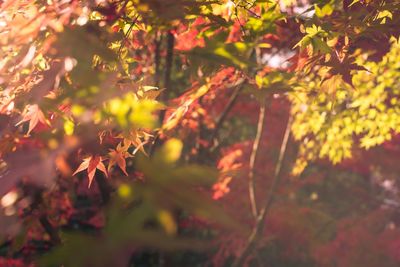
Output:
[[0, 0, 400, 266]]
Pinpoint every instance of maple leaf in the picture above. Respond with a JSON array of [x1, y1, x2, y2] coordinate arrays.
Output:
[[73, 155, 108, 188], [137, 86, 164, 100], [117, 129, 151, 156], [15, 104, 48, 135], [107, 142, 132, 176], [323, 55, 368, 87]]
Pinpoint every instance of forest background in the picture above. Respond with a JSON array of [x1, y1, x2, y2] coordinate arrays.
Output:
[[1, 0, 400, 266]]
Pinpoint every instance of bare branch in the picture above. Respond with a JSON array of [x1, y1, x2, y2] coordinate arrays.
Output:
[[210, 79, 246, 146], [248, 98, 266, 218], [232, 113, 293, 267]]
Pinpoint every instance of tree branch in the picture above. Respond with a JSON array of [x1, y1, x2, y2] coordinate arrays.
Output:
[[209, 79, 246, 147], [248, 98, 266, 219], [163, 31, 175, 94], [150, 30, 175, 155], [154, 31, 162, 88], [232, 113, 293, 267], [159, 30, 175, 125]]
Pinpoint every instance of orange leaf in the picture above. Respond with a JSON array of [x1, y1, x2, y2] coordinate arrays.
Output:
[[108, 144, 130, 176], [16, 104, 48, 135], [73, 156, 108, 187]]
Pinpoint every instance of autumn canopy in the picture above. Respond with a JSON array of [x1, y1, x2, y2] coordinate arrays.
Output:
[[1, 0, 400, 266]]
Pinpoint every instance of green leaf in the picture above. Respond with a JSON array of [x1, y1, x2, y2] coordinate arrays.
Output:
[[189, 41, 252, 69], [315, 4, 333, 18], [154, 138, 183, 165]]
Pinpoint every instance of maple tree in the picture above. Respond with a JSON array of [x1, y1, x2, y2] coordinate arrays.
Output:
[[1, 0, 400, 266]]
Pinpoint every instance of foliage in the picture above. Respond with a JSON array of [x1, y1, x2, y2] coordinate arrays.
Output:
[[0, 0, 400, 266]]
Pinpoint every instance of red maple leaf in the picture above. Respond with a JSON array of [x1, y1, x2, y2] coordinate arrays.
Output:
[[73, 155, 108, 188], [16, 104, 48, 135], [107, 143, 132, 176]]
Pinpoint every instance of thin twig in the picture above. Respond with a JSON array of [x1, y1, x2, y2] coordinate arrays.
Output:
[[232, 113, 293, 267], [248, 98, 266, 218], [234, 6, 247, 37], [209, 79, 246, 146], [237, 0, 261, 18], [117, 15, 139, 58]]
